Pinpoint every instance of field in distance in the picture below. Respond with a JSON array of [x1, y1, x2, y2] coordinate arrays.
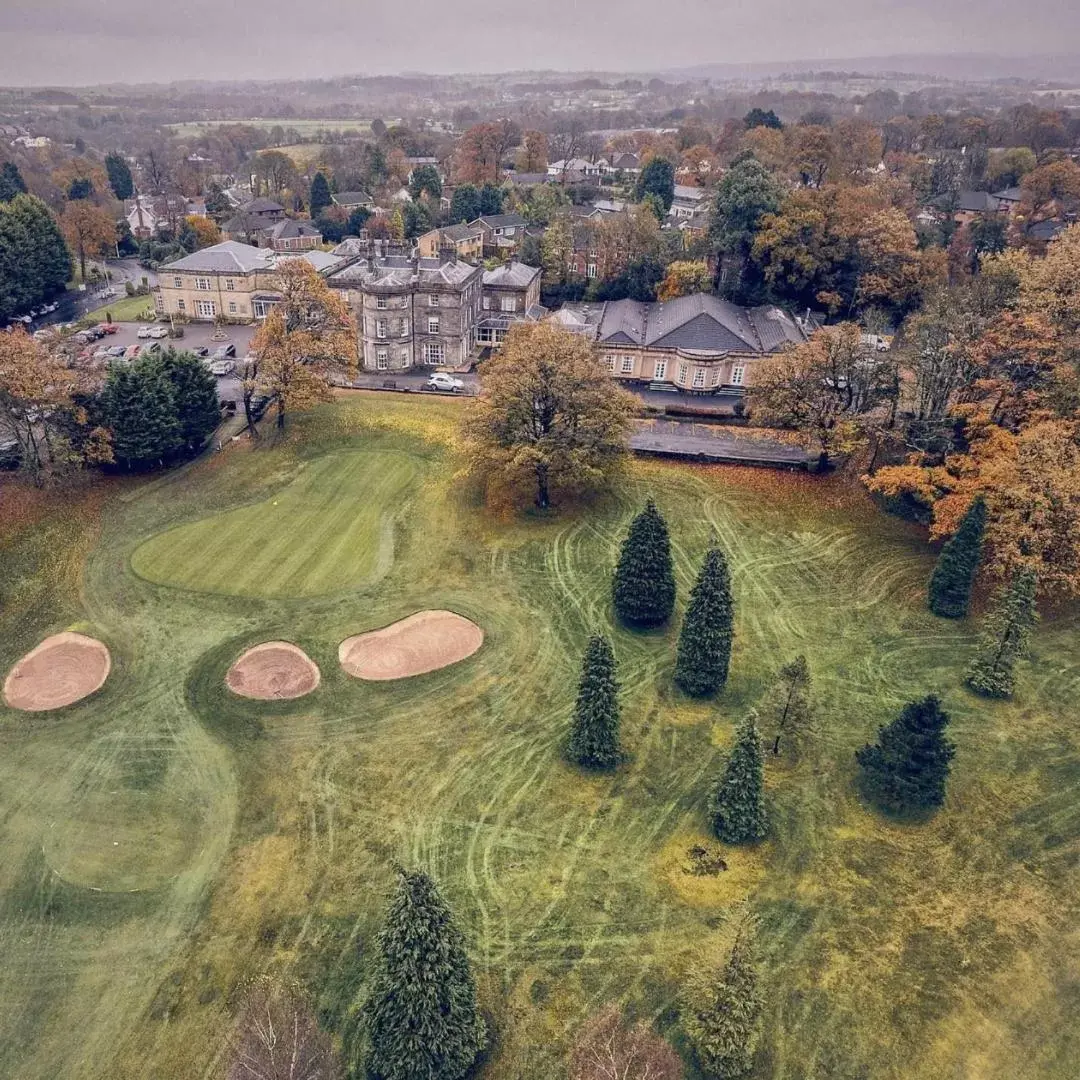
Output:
[[168, 118, 379, 138]]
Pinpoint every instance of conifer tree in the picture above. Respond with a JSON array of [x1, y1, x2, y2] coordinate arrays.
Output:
[[566, 635, 621, 770], [104, 152, 134, 201], [158, 349, 221, 453], [929, 496, 987, 618], [0, 161, 27, 202], [856, 694, 955, 814], [683, 912, 762, 1079], [709, 711, 768, 843], [769, 654, 811, 755], [675, 545, 734, 696], [965, 567, 1038, 698], [612, 499, 676, 628], [309, 171, 332, 219], [101, 359, 182, 468], [363, 869, 486, 1080]]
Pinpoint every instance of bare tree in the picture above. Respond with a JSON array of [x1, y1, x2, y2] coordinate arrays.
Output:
[[569, 1005, 683, 1080], [228, 976, 343, 1080]]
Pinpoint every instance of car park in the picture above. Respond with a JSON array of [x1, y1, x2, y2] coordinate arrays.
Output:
[[98, 323, 119, 335], [107, 345, 126, 357], [191, 346, 210, 357], [425, 372, 465, 393], [124, 344, 142, 360], [93, 347, 112, 360]]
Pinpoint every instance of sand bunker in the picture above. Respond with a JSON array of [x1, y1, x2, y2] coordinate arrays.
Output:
[[3, 632, 112, 712], [339, 610, 483, 681], [226, 642, 320, 700]]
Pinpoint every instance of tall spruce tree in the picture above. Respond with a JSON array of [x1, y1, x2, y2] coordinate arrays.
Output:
[[158, 349, 221, 453], [856, 694, 955, 814], [769, 654, 811, 755], [675, 545, 734, 696], [965, 568, 1038, 699], [709, 712, 768, 844], [309, 171, 332, 219], [363, 869, 486, 1080], [0, 194, 72, 322], [683, 912, 762, 1079], [929, 496, 987, 618], [101, 359, 182, 468], [104, 152, 134, 201], [566, 635, 621, 770], [0, 161, 27, 202], [612, 499, 676, 628]]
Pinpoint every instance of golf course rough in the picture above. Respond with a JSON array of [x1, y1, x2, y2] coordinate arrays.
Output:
[[3, 632, 111, 711], [129, 449, 417, 598], [339, 609, 484, 680]]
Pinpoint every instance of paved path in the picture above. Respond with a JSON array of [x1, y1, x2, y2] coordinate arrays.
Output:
[[630, 419, 810, 468]]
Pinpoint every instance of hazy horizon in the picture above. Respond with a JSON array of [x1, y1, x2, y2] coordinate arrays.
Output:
[[2, 0, 1079, 87]]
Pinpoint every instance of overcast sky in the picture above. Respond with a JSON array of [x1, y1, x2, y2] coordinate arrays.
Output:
[[0, 0, 1076, 85]]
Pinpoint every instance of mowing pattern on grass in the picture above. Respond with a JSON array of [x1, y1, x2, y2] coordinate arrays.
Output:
[[3, 632, 111, 711], [130, 450, 417, 598], [339, 610, 484, 681], [1, 395, 1079, 1080]]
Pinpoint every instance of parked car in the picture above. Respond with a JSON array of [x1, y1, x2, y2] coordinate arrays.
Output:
[[124, 344, 142, 360], [93, 347, 112, 360], [191, 346, 210, 358], [149, 326, 169, 339], [212, 344, 237, 361], [425, 372, 465, 393], [209, 359, 235, 376], [98, 323, 119, 335], [144, 341, 162, 354], [137, 325, 154, 339], [107, 345, 127, 357]]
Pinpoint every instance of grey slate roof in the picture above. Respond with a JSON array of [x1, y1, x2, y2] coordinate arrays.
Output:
[[508, 172, 550, 185], [957, 190, 1000, 213], [326, 253, 481, 289], [482, 261, 541, 289], [473, 213, 527, 229], [332, 191, 372, 207], [992, 186, 1023, 202], [270, 218, 321, 239], [593, 294, 808, 354], [163, 240, 271, 273], [441, 223, 484, 243], [241, 197, 285, 214]]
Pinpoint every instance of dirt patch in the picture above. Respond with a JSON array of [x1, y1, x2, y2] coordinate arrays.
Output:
[[339, 610, 483, 681], [226, 642, 320, 700], [3, 632, 112, 712]]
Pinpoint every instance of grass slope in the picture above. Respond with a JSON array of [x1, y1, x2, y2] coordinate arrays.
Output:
[[0, 393, 1078, 1080]]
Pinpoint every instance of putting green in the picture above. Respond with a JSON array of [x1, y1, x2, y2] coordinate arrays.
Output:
[[130, 450, 418, 598]]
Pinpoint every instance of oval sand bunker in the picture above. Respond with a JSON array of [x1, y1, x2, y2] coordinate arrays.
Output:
[[226, 642, 320, 700], [339, 610, 484, 681], [3, 632, 112, 712]]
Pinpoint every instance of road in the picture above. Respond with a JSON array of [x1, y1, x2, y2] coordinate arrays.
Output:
[[26, 259, 160, 330]]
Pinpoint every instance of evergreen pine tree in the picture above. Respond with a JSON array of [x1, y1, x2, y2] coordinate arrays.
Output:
[[929, 496, 987, 618], [104, 153, 134, 201], [101, 360, 182, 468], [363, 869, 486, 1080], [674, 545, 734, 696], [566, 635, 621, 770], [683, 912, 762, 1079], [0, 194, 71, 322], [965, 568, 1038, 698], [612, 499, 676, 628], [309, 171, 332, 219], [856, 694, 955, 814], [158, 349, 221, 453], [0, 161, 27, 202], [769, 654, 811, 755], [709, 712, 768, 843]]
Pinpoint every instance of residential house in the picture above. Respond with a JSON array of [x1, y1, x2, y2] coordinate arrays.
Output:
[[552, 293, 812, 392], [954, 189, 1005, 225], [506, 172, 551, 188], [154, 241, 344, 323], [668, 185, 708, 220], [992, 186, 1023, 214], [241, 197, 286, 220], [602, 152, 641, 177], [416, 223, 485, 261], [268, 218, 322, 251], [325, 243, 484, 371], [332, 191, 373, 210], [470, 212, 528, 254], [548, 158, 603, 180], [125, 194, 189, 239], [477, 261, 544, 348]]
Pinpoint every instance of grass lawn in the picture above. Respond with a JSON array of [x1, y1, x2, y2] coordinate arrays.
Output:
[[1, 393, 1078, 1079], [168, 118, 376, 138], [80, 293, 156, 325]]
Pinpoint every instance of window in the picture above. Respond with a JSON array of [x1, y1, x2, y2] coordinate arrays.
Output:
[[429, 293, 440, 307], [177, 299, 186, 312], [428, 317, 440, 334], [586, 262, 597, 279], [423, 343, 445, 365], [228, 302, 237, 314], [196, 299, 216, 318], [500, 296, 517, 313], [653, 360, 666, 380], [620, 356, 634, 374], [400, 320, 409, 337], [678, 363, 688, 384], [401, 350, 410, 366], [606, 354, 616, 372], [173, 276, 182, 288], [692, 369, 705, 388], [711, 368, 721, 386], [730, 365, 746, 386], [253, 298, 277, 318], [477, 326, 494, 344], [195, 277, 211, 291], [376, 348, 388, 370], [225, 279, 235, 291], [376, 296, 387, 309], [482, 295, 491, 310], [376, 319, 387, 339]]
